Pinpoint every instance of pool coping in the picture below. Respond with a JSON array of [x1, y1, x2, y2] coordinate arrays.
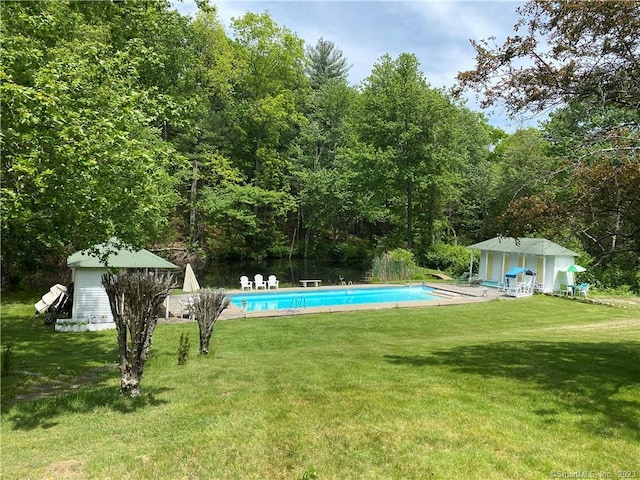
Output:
[[164, 282, 511, 322]]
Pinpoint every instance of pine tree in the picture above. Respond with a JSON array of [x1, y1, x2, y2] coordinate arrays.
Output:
[[305, 38, 351, 88]]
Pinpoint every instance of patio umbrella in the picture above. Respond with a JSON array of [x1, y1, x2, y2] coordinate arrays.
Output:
[[560, 264, 586, 273], [505, 267, 528, 278], [182, 263, 201, 292]]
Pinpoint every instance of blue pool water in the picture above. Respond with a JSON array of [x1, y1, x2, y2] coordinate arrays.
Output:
[[231, 286, 438, 312]]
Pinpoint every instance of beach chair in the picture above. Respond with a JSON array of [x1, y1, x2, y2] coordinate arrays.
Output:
[[254, 274, 267, 290], [240, 276, 253, 291], [267, 275, 279, 290]]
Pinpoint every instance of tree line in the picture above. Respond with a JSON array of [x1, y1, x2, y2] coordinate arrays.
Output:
[[2, 0, 638, 292]]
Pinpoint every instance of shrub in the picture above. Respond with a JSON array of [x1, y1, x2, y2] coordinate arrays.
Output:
[[191, 288, 231, 355], [177, 333, 190, 366], [102, 271, 174, 397], [420, 243, 473, 276], [371, 249, 416, 281]]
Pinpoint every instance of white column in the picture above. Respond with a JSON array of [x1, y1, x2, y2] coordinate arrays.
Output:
[[469, 250, 474, 276]]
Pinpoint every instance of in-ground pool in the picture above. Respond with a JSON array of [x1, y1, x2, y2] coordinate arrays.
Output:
[[231, 286, 438, 312]]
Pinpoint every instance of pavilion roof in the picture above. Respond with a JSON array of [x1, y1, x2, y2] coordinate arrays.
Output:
[[467, 237, 579, 257]]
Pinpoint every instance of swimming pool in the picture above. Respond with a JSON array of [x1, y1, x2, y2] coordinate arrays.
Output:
[[231, 286, 438, 312]]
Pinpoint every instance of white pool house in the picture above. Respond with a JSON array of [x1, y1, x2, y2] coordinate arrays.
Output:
[[467, 237, 580, 293]]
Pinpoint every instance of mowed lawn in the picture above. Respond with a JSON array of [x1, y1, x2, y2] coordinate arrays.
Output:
[[1, 295, 639, 479]]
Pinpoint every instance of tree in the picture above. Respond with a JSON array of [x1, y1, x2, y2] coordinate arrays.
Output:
[[457, 0, 640, 114], [305, 38, 351, 89], [228, 12, 309, 190], [190, 288, 230, 355], [293, 78, 358, 253], [102, 271, 174, 397], [166, 7, 236, 250], [457, 0, 640, 286], [543, 103, 640, 268], [198, 181, 296, 258], [0, 0, 183, 286], [439, 110, 504, 245], [355, 53, 457, 251]]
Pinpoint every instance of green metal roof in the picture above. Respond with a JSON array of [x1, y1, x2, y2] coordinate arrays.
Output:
[[467, 237, 579, 257], [67, 241, 178, 269]]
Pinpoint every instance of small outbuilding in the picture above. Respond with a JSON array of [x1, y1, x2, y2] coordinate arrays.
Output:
[[59, 240, 178, 331], [467, 237, 580, 293]]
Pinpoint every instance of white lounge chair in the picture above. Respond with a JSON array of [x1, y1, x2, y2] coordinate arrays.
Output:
[[178, 297, 195, 320], [240, 276, 253, 291], [267, 275, 279, 290], [254, 274, 267, 290]]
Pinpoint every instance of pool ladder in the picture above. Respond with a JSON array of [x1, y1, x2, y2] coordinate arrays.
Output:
[[290, 295, 306, 309], [345, 288, 355, 303]]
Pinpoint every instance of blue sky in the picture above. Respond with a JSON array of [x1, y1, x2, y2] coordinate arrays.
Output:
[[172, 1, 539, 131]]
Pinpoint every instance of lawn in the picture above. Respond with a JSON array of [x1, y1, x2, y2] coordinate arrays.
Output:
[[1, 294, 639, 479]]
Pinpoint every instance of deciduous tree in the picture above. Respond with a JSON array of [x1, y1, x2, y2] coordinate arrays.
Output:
[[228, 12, 309, 190], [355, 53, 459, 251], [458, 0, 640, 283], [1, 0, 183, 285], [102, 271, 174, 397], [457, 0, 640, 114]]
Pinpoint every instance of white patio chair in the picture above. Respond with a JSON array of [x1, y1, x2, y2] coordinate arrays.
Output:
[[254, 274, 267, 290], [178, 297, 195, 320], [267, 275, 279, 290], [240, 276, 253, 291]]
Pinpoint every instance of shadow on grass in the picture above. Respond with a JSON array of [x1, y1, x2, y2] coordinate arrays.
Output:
[[6, 384, 172, 431], [384, 341, 640, 438], [2, 296, 176, 431]]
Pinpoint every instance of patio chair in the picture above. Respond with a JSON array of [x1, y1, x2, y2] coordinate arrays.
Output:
[[267, 275, 279, 290], [178, 297, 195, 320], [254, 274, 267, 290], [575, 283, 590, 298], [456, 272, 470, 285], [240, 276, 253, 291], [559, 283, 573, 296]]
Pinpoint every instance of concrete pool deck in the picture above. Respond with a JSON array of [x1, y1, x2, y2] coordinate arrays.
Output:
[[163, 282, 512, 322]]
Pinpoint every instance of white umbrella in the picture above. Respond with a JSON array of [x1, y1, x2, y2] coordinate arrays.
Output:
[[560, 264, 586, 273], [182, 263, 200, 292]]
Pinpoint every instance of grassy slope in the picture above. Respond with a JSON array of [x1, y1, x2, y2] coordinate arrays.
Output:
[[1, 295, 639, 479]]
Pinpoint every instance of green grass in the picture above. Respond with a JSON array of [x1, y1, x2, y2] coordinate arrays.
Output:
[[2, 294, 639, 479]]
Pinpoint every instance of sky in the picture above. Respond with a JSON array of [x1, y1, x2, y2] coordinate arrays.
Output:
[[171, 0, 541, 132]]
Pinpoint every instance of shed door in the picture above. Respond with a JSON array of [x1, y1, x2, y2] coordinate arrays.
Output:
[[486, 252, 494, 281], [73, 269, 113, 321]]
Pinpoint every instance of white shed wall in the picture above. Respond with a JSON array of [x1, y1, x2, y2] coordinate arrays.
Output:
[[72, 268, 113, 322]]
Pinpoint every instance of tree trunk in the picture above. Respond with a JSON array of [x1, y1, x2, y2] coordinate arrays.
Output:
[[189, 158, 199, 247], [304, 227, 313, 258], [406, 179, 413, 250]]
